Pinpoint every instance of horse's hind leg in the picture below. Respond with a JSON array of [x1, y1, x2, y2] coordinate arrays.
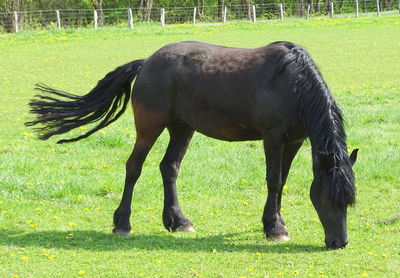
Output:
[[160, 121, 195, 232], [113, 107, 167, 236]]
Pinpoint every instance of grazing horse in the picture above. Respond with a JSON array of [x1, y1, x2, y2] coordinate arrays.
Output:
[[26, 41, 358, 249]]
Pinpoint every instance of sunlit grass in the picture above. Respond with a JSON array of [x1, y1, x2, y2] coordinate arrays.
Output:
[[0, 15, 399, 277]]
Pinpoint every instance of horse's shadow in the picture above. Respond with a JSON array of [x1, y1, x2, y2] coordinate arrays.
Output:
[[0, 229, 325, 253]]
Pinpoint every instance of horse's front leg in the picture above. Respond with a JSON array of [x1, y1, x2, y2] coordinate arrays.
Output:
[[160, 122, 195, 232], [277, 141, 304, 226], [262, 132, 289, 241]]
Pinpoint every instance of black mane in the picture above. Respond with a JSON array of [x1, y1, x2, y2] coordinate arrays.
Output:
[[275, 41, 356, 207]]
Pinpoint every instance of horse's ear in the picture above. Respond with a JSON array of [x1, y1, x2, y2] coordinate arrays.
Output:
[[318, 152, 335, 170], [349, 149, 359, 166]]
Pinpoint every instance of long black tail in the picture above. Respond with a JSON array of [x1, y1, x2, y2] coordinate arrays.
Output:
[[25, 59, 145, 144]]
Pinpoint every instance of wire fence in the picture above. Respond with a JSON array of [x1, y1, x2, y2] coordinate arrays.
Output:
[[1, 0, 399, 33]]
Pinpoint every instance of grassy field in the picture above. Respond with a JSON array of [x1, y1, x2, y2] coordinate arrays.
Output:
[[0, 16, 399, 277]]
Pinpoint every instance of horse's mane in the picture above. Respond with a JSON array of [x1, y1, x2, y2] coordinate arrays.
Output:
[[272, 41, 356, 208]]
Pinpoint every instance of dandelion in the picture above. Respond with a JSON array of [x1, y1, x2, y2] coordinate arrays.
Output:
[[21, 256, 29, 261], [255, 252, 261, 256], [367, 251, 374, 255], [284, 247, 290, 250], [277, 272, 284, 276], [11, 253, 16, 257], [247, 268, 254, 272], [361, 274, 369, 277], [242, 201, 250, 206], [83, 208, 89, 211], [78, 270, 86, 275], [52, 216, 59, 220], [200, 215, 205, 219], [3, 210, 8, 214], [147, 207, 153, 210], [241, 179, 249, 183], [26, 182, 33, 186], [30, 223, 38, 228], [293, 270, 300, 275], [155, 259, 161, 265], [79, 126, 87, 130], [128, 134, 136, 138], [68, 222, 77, 227], [65, 233, 74, 239], [139, 274, 144, 277], [151, 215, 157, 219], [35, 208, 42, 211], [312, 217, 319, 222], [307, 265, 314, 269], [37, 181, 44, 185], [76, 194, 83, 201], [382, 254, 388, 258]]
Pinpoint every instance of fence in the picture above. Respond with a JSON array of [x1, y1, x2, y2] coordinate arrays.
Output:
[[1, 0, 399, 33]]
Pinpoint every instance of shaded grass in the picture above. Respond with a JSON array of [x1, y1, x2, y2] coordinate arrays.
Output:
[[0, 16, 399, 277]]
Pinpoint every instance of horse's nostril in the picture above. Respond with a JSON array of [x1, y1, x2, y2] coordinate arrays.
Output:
[[329, 239, 348, 249]]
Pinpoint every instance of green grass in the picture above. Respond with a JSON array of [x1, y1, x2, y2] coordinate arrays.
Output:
[[1, 16, 399, 277]]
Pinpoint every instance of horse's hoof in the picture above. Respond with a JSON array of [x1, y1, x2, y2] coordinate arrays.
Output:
[[268, 234, 290, 242], [113, 228, 132, 237], [176, 224, 195, 232]]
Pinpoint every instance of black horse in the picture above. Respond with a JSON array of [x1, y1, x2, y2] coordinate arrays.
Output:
[[26, 41, 358, 249]]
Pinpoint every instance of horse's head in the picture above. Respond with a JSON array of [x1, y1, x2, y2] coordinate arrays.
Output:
[[310, 149, 358, 249]]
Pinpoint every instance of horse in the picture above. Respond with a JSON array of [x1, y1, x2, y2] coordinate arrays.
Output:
[[26, 41, 358, 249]]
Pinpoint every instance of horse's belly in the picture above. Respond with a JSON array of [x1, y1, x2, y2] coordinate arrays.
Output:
[[195, 123, 262, 141]]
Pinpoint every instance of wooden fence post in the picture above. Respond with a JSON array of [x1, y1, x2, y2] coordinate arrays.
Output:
[[193, 7, 196, 25], [355, 0, 359, 18], [56, 10, 61, 29], [376, 0, 380, 16], [330, 2, 334, 18], [94, 10, 98, 29], [252, 5, 256, 23], [279, 3, 284, 21], [128, 8, 133, 29], [306, 4, 311, 20], [160, 8, 165, 27], [223, 6, 227, 23], [14, 11, 19, 33]]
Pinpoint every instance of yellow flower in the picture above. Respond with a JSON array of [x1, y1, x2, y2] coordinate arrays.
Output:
[[76, 194, 83, 201], [255, 252, 261, 256], [382, 254, 388, 258], [78, 270, 86, 275], [26, 182, 33, 186], [247, 268, 254, 272], [79, 126, 87, 130], [21, 256, 29, 261], [293, 270, 300, 275], [361, 274, 369, 277], [139, 274, 144, 277], [68, 222, 77, 226], [37, 181, 44, 185], [155, 259, 161, 264], [307, 265, 314, 269], [367, 252, 374, 255], [35, 208, 42, 211], [242, 201, 250, 206], [241, 179, 249, 183], [52, 216, 59, 220], [277, 272, 284, 276], [151, 215, 157, 219], [83, 208, 89, 211]]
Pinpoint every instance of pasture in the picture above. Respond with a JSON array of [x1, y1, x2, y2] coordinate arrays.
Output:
[[0, 16, 399, 277]]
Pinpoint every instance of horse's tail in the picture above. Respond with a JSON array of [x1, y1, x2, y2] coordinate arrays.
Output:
[[25, 59, 145, 144]]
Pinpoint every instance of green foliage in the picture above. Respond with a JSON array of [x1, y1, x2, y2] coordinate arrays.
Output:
[[0, 16, 399, 277]]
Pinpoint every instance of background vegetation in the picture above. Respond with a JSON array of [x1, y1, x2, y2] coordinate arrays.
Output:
[[0, 16, 399, 277]]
